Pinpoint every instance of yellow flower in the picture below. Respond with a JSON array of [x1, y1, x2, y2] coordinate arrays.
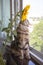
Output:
[[21, 5, 30, 22]]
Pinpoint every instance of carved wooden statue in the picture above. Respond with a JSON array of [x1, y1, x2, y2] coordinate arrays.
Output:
[[16, 19, 30, 60], [4, 19, 30, 65]]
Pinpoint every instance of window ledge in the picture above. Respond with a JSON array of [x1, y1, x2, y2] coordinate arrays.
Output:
[[30, 47, 43, 65]]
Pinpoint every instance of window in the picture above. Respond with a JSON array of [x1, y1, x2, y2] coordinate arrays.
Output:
[[0, 0, 10, 39], [23, 0, 43, 54], [0, 0, 10, 28], [0, 0, 22, 39]]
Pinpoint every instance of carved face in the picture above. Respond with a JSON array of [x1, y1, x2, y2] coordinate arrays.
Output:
[[17, 33, 29, 47]]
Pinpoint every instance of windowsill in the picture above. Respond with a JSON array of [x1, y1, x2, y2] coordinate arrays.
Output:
[[30, 47, 43, 65], [0, 37, 43, 65]]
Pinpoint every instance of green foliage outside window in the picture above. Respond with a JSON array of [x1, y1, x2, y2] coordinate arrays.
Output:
[[30, 19, 43, 53]]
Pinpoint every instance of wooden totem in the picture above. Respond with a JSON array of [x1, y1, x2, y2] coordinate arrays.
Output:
[[17, 19, 30, 60]]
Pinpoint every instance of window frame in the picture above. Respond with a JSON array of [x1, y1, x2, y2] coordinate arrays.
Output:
[[0, 0, 43, 64], [30, 47, 43, 65], [22, 0, 43, 64]]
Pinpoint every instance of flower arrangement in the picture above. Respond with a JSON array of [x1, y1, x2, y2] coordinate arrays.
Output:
[[2, 5, 30, 44]]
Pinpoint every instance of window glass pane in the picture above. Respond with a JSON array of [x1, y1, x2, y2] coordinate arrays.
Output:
[[0, 0, 10, 29], [0, 0, 10, 39], [23, 0, 43, 54], [0, 0, 2, 31]]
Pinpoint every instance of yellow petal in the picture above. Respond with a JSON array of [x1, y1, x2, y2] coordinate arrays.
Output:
[[21, 5, 30, 22]]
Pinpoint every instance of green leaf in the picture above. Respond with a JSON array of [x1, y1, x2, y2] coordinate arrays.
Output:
[[8, 22, 12, 28], [2, 28, 10, 33]]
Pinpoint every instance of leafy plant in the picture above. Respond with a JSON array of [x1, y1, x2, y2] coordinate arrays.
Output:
[[2, 12, 20, 44], [2, 5, 30, 44]]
